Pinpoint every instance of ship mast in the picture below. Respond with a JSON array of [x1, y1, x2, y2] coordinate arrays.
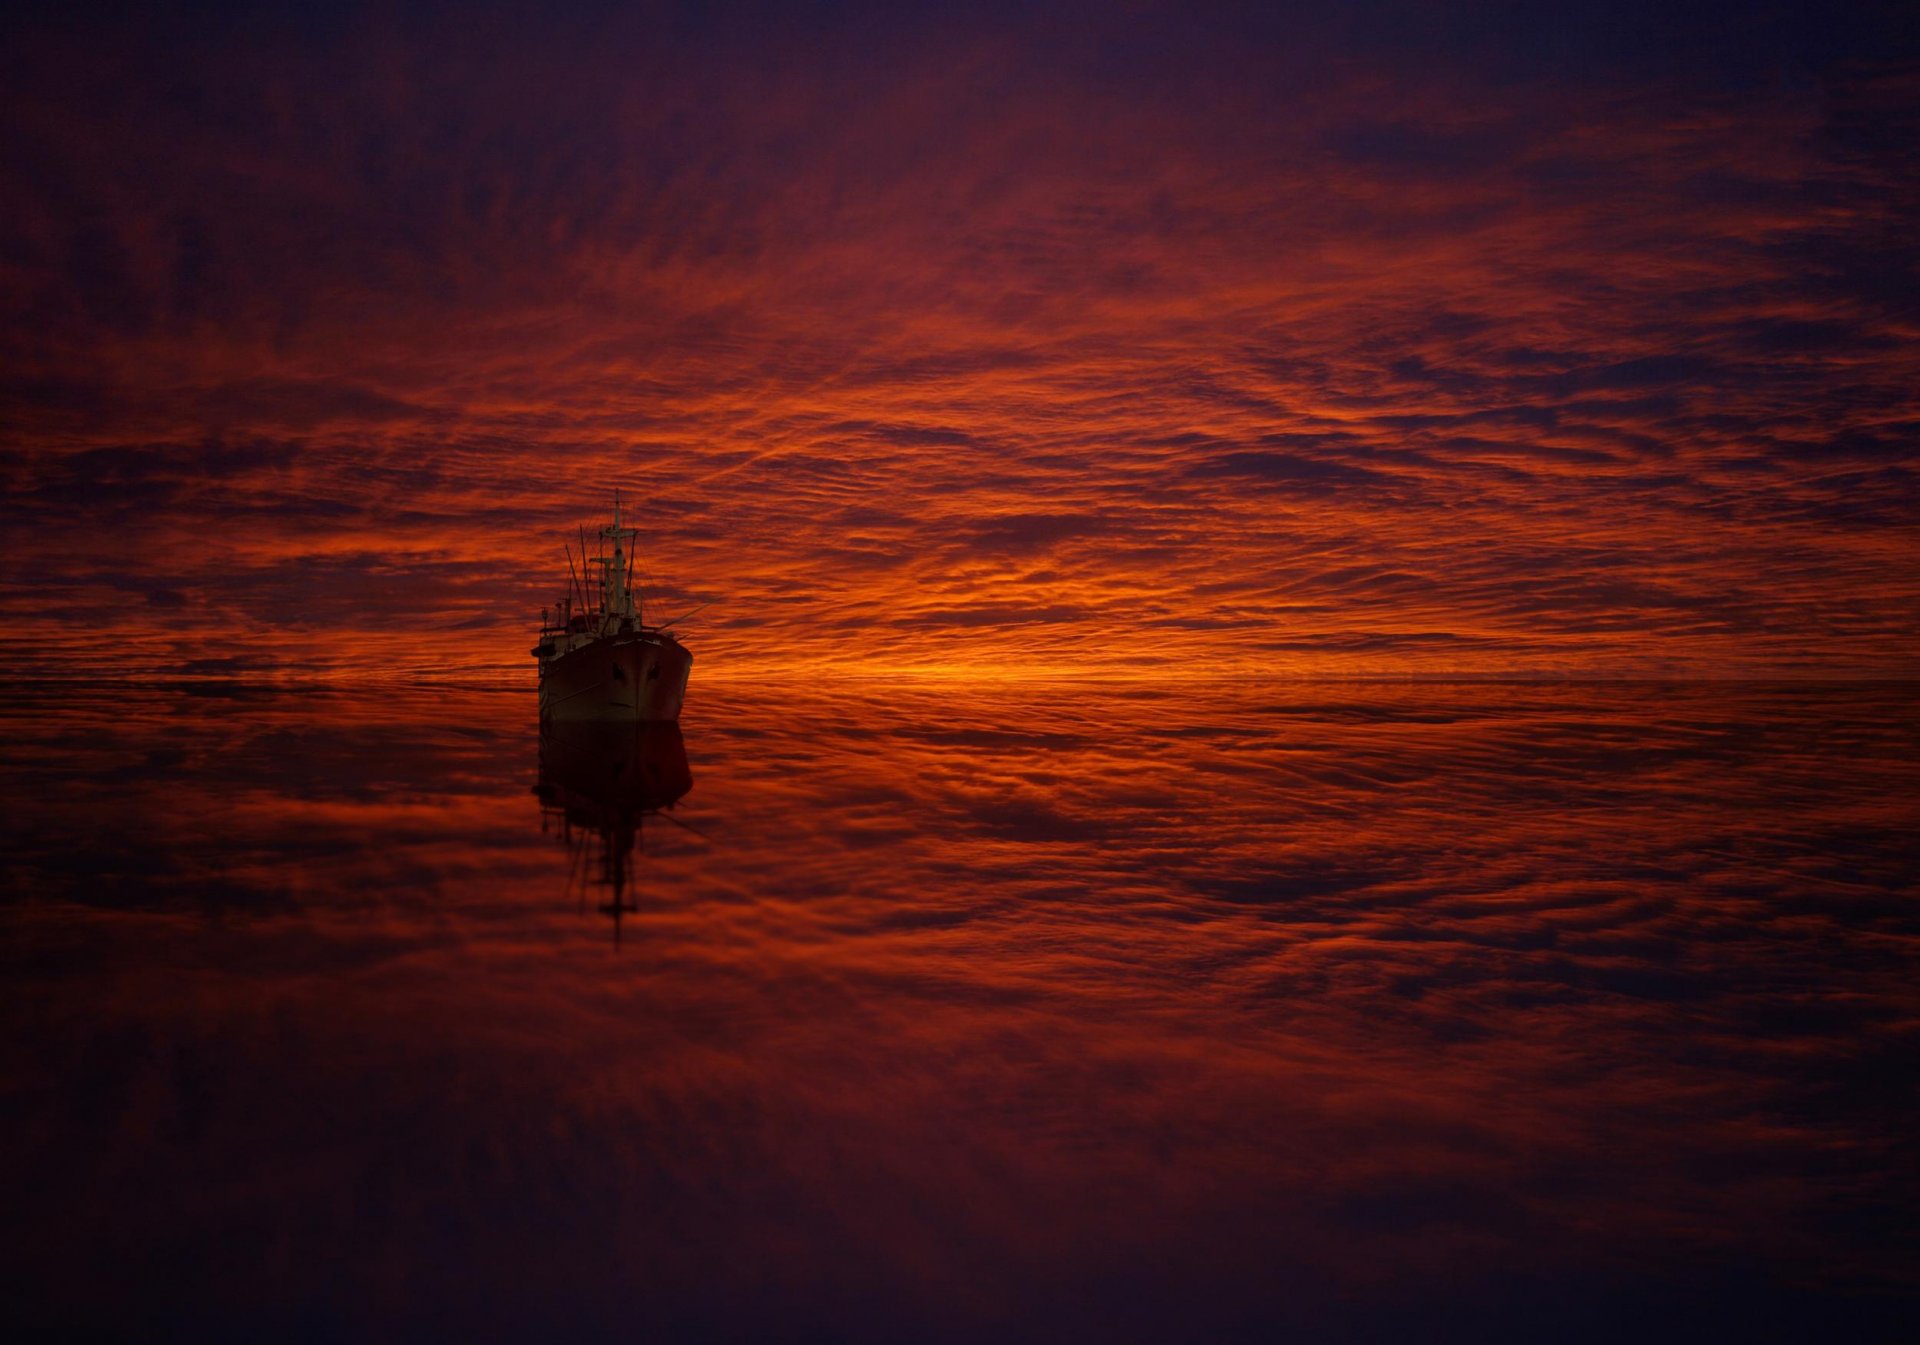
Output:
[[599, 490, 641, 624]]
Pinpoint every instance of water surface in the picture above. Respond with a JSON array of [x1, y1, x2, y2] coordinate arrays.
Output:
[[3, 680, 1916, 1342]]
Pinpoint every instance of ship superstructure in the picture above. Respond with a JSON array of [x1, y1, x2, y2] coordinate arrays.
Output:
[[532, 496, 693, 721]]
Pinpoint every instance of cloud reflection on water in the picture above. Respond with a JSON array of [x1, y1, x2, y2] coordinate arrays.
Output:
[[1, 679, 1915, 1340]]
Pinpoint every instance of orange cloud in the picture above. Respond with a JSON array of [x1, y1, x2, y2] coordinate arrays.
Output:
[[3, 7, 1915, 682]]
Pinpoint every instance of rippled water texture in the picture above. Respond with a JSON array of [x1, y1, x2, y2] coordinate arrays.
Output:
[[3, 681, 1916, 1342]]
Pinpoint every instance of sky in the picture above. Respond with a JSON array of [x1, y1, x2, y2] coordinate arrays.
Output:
[[3, 0, 1917, 681]]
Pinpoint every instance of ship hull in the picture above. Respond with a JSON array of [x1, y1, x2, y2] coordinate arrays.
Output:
[[539, 633, 692, 722]]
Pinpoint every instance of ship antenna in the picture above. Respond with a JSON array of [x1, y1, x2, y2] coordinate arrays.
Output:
[[565, 540, 585, 612], [626, 529, 639, 623], [580, 525, 593, 615]]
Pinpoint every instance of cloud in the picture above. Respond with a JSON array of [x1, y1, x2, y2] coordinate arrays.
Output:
[[0, 2, 1915, 680]]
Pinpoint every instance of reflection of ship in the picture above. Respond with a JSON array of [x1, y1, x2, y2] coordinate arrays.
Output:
[[532, 495, 693, 722], [534, 719, 693, 944]]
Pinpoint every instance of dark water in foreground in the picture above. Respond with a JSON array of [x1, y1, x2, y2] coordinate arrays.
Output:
[[2, 680, 1916, 1343]]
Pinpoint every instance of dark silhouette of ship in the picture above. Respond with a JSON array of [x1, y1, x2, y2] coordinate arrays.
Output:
[[532, 495, 692, 721], [533, 718, 694, 945]]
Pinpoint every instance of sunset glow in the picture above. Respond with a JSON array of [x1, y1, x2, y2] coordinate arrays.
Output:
[[4, 3, 1916, 681], [4, 6, 1918, 1341]]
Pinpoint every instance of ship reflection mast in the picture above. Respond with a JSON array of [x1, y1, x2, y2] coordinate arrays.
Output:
[[534, 720, 693, 946]]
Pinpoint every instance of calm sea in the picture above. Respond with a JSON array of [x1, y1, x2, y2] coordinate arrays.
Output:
[[3, 680, 1916, 1342]]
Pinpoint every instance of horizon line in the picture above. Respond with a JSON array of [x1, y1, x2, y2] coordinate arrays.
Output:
[[3, 669, 1915, 690]]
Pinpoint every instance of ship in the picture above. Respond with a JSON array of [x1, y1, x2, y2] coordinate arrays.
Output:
[[532, 495, 693, 722]]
